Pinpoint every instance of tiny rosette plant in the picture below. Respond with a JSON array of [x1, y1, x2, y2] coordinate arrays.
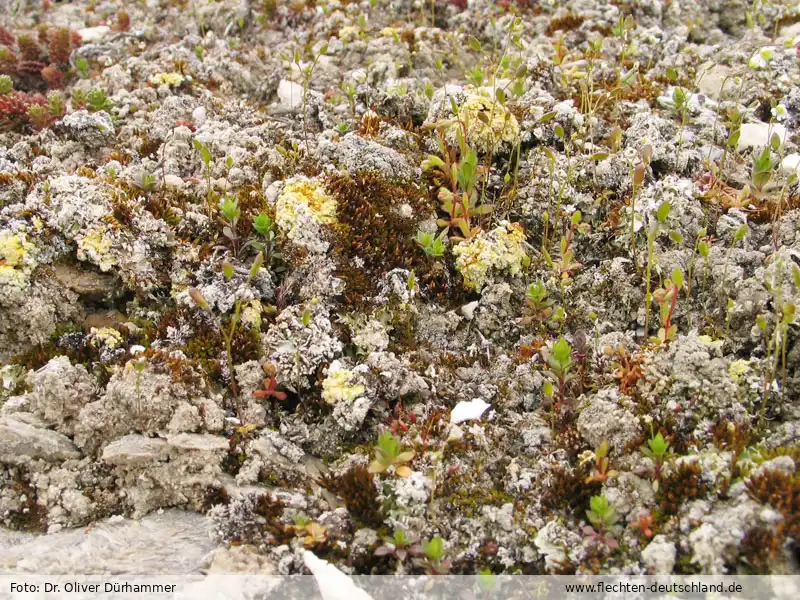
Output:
[[368, 431, 414, 477]]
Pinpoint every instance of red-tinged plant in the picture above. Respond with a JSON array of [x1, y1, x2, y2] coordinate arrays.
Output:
[[374, 529, 423, 562], [47, 27, 73, 67], [252, 363, 287, 401], [632, 512, 655, 539], [40, 64, 62, 88], [0, 26, 16, 48], [0, 47, 17, 76], [253, 377, 287, 401], [17, 34, 41, 62], [0, 90, 31, 131], [113, 10, 131, 32]]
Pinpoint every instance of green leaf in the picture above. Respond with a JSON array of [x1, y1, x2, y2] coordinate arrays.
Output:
[[449, 96, 459, 116], [698, 240, 709, 258], [495, 88, 506, 104], [666, 67, 678, 82], [733, 223, 748, 244], [222, 262, 234, 280], [193, 139, 211, 167], [669, 230, 683, 244], [422, 155, 445, 171], [423, 536, 445, 562], [253, 212, 274, 237], [538, 111, 557, 124], [551, 337, 572, 369], [656, 201, 671, 223], [571, 211, 582, 227], [468, 36, 482, 52], [672, 268, 684, 289]]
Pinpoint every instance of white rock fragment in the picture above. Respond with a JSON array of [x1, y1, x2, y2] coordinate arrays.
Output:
[[0, 416, 81, 463], [303, 551, 374, 600], [737, 122, 787, 152], [780, 153, 800, 175], [460, 301, 479, 321], [76, 26, 111, 43], [192, 105, 207, 127], [278, 80, 304, 109], [450, 398, 491, 425]]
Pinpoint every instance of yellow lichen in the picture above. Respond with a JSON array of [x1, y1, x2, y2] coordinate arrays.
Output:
[[90, 327, 124, 349], [321, 362, 365, 404], [448, 88, 519, 154], [0, 230, 26, 267], [338, 26, 359, 43], [452, 222, 528, 291], [241, 299, 263, 329], [275, 178, 337, 234], [729, 359, 751, 383], [76, 227, 115, 271], [149, 72, 185, 87]]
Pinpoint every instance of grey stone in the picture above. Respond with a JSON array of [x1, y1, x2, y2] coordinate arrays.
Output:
[[0, 416, 81, 462]]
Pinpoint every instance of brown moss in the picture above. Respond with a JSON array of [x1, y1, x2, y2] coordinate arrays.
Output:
[[202, 485, 230, 510], [711, 418, 753, 454], [319, 465, 384, 528], [326, 172, 462, 306], [9, 326, 124, 387], [545, 13, 586, 36], [221, 425, 259, 477], [540, 462, 602, 516], [143, 190, 183, 227], [740, 526, 782, 574], [657, 462, 707, 516], [746, 469, 800, 542], [5, 466, 48, 531]]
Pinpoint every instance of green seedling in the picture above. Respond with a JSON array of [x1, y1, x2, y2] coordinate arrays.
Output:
[[523, 280, 555, 328], [219, 195, 241, 255], [544, 337, 574, 417], [244, 212, 282, 270], [585, 440, 617, 484], [374, 529, 423, 562], [584, 495, 619, 549], [644, 200, 670, 337], [641, 431, 670, 489], [415, 228, 447, 259], [416, 535, 451, 575], [368, 431, 414, 477], [87, 87, 113, 112], [422, 115, 493, 242]]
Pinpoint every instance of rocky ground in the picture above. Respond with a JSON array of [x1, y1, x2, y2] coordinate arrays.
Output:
[[0, 0, 799, 578]]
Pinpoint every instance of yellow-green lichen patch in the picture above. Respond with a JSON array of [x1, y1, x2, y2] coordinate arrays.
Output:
[[448, 88, 520, 154], [275, 177, 337, 236], [0, 229, 36, 291], [89, 327, 124, 349], [728, 359, 751, 383], [452, 222, 528, 291], [75, 226, 116, 271], [321, 361, 365, 404], [149, 72, 185, 87], [0, 230, 27, 267]]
